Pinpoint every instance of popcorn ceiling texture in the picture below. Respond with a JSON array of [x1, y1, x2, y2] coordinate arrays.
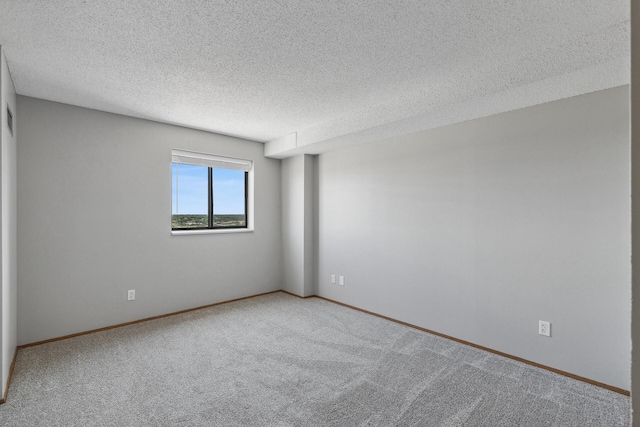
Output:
[[0, 1, 630, 157]]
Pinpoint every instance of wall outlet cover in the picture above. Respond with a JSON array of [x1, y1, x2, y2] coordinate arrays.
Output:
[[539, 320, 551, 337]]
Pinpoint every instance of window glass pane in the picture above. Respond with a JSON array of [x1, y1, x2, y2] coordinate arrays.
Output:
[[172, 163, 208, 228], [213, 168, 246, 227]]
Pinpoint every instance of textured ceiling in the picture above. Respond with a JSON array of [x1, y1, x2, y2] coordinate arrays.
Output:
[[0, 0, 630, 157]]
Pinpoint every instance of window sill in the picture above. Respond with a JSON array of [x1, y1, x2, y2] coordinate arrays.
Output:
[[171, 228, 254, 236]]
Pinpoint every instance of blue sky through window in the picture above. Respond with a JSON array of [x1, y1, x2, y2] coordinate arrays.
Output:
[[172, 164, 245, 214], [213, 168, 245, 215]]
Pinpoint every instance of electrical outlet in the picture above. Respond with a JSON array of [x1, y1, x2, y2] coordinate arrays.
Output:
[[331, 274, 336, 284], [539, 320, 550, 337], [128, 289, 135, 301], [339, 276, 345, 286]]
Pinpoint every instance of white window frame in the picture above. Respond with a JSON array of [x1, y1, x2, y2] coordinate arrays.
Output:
[[171, 149, 254, 235]]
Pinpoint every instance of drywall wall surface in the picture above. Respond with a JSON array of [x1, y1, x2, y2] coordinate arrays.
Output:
[[16, 96, 282, 345], [282, 156, 305, 295], [0, 47, 17, 399], [0, 45, 4, 400], [316, 85, 631, 390], [303, 155, 314, 297], [632, 0, 639, 421], [281, 155, 314, 296]]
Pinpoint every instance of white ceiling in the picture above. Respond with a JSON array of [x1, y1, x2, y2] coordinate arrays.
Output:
[[0, 1, 630, 157]]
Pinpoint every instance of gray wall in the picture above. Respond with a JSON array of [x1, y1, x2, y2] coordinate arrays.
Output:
[[0, 46, 17, 399], [281, 154, 314, 296], [16, 96, 282, 345], [316, 86, 631, 390], [632, 0, 639, 421]]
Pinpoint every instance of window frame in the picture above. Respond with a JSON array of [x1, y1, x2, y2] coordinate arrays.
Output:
[[171, 150, 253, 234]]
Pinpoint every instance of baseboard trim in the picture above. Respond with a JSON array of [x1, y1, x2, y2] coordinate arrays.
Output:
[[280, 290, 314, 299], [312, 295, 630, 396], [4, 289, 280, 404], [5, 289, 629, 405], [0, 347, 18, 404], [19, 290, 282, 349]]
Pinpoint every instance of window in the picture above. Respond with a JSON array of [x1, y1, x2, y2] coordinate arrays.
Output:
[[171, 150, 252, 231]]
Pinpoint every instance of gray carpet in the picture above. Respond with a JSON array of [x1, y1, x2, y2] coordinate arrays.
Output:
[[0, 292, 630, 426]]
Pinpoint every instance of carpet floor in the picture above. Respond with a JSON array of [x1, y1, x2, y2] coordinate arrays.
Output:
[[0, 292, 630, 426]]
